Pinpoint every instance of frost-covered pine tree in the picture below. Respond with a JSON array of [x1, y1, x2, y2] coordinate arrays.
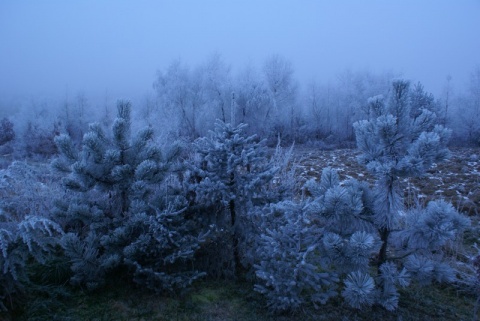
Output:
[[254, 167, 382, 312], [189, 120, 278, 277], [52, 101, 205, 292], [254, 80, 469, 312], [344, 79, 470, 309], [253, 200, 339, 312], [307, 168, 468, 310], [353, 79, 453, 269], [409, 82, 439, 120]]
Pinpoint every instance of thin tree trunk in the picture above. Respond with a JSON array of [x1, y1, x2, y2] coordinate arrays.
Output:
[[377, 177, 397, 272], [378, 227, 390, 270], [229, 198, 241, 278], [228, 171, 241, 278]]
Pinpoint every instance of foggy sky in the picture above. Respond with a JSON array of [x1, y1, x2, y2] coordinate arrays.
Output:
[[1, 1, 479, 108]]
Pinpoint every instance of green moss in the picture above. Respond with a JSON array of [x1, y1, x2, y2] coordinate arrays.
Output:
[[191, 288, 221, 304]]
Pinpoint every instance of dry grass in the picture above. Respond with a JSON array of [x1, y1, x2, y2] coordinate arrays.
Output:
[[295, 147, 480, 216]]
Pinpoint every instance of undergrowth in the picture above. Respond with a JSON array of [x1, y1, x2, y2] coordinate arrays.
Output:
[[3, 278, 475, 321]]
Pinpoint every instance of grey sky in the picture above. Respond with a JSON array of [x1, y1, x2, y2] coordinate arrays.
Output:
[[1, 0, 479, 106]]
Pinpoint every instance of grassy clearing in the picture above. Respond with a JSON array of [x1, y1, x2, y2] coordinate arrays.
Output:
[[8, 278, 477, 321]]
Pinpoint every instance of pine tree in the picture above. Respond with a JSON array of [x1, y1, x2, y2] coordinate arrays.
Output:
[[343, 79, 469, 309], [409, 82, 438, 119], [52, 101, 205, 292], [253, 80, 469, 312], [253, 168, 378, 312], [303, 166, 468, 310], [353, 79, 452, 269], [253, 200, 339, 312], [189, 120, 278, 278]]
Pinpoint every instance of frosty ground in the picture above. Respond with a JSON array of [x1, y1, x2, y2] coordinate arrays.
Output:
[[296, 147, 480, 217]]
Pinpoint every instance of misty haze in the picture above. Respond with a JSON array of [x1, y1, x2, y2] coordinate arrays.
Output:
[[1, 1, 480, 320]]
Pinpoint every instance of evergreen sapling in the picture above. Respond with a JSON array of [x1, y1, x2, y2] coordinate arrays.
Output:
[[52, 101, 205, 292], [189, 120, 278, 278]]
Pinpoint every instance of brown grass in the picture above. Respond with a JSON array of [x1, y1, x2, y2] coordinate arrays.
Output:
[[295, 147, 480, 216]]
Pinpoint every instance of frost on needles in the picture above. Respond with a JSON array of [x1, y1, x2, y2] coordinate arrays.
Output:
[[187, 120, 280, 278], [0, 161, 63, 311], [52, 101, 206, 292], [253, 79, 470, 312]]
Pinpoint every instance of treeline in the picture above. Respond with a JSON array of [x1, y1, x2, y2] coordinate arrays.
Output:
[[1, 57, 479, 166], [1, 80, 478, 317]]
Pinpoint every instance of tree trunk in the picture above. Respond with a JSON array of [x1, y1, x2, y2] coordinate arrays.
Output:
[[377, 177, 396, 272], [229, 198, 241, 278], [228, 172, 241, 278], [378, 227, 390, 271]]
